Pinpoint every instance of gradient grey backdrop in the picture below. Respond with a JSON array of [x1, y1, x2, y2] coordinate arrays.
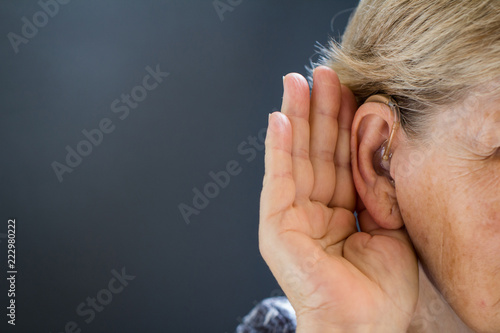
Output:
[[0, 1, 357, 332]]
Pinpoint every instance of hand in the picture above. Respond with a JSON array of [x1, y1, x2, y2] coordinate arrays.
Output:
[[259, 66, 419, 332]]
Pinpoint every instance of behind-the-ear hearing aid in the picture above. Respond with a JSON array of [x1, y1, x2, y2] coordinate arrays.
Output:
[[363, 94, 401, 186]]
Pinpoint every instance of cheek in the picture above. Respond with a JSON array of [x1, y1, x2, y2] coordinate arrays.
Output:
[[486, 207, 499, 226], [395, 169, 474, 317], [475, 176, 500, 231], [393, 149, 445, 253], [394, 158, 454, 291], [395, 152, 500, 326], [395, 167, 447, 262]]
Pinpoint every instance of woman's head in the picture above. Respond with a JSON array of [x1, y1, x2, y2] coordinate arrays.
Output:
[[320, 0, 500, 140], [316, 0, 500, 331]]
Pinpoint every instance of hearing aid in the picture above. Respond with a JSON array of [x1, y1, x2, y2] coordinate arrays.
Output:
[[364, 94, 400, 186]]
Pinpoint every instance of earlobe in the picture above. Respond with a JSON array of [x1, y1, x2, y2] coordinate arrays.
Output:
[[351, 95, 404, 230]]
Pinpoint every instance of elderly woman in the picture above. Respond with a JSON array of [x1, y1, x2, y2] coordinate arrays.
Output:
[[240, 0, 499, 332]]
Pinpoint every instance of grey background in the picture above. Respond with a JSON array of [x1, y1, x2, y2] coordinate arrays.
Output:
[[0, 1, 357, 332]]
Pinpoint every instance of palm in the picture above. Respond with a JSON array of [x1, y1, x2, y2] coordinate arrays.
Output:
[[259, 67, 418, 332]]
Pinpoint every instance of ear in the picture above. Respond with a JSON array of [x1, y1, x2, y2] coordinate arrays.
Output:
[[351, 101, 404, 230]]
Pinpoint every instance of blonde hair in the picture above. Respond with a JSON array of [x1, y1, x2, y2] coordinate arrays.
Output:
[[313, 0, 500, 139]]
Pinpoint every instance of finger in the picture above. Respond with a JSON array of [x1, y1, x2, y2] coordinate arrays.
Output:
[[319, 206, 358, 255], [309, 66, 342, 204], [358, 208, 379, 233], [329, 85, 357, 211], [281, 73, 313, 203], [343, 229, 417, 290], [369, 227, 414, 247], [260, 112, 295, 219]]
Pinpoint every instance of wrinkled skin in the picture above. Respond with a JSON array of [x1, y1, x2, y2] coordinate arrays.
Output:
[[260, 66, 500, 332], [393, 90, 500, 332]]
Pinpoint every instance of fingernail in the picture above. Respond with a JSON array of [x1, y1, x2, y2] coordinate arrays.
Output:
[[272, 112, 286, 131]]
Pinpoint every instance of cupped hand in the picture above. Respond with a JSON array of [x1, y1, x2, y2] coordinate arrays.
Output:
[[259, 66, 418, 332]]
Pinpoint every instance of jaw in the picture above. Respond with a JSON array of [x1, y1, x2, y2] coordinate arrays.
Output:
[[408, 262, 473, 333]]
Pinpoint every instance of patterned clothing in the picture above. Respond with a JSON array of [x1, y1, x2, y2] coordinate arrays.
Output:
[[236, 297, 296, 333]]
